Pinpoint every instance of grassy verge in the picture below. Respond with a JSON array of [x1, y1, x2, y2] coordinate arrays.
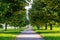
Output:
[[33, 26, 60, 40], [0, 27, 26, 40]]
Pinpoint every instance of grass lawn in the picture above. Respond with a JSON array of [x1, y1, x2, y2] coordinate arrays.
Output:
[[33, 26, 60, 40], [0, 27, 26, 40]]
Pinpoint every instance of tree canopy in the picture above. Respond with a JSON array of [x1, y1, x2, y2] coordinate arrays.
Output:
[[0, 0, 28, 30], [29, 0, 60, 30]]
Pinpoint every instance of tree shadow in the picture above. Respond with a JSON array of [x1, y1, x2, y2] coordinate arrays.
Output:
[[0, 32, 21, 34], [37, 31, 60, 34], [0, 36, 15, 40], [33, 29, 60, 34], [0, 30, 22, 35], [33, 29, 45, 31]]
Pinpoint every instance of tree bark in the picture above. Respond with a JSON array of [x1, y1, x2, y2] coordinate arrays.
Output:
[[45, 24, 47, 30], [50, 24, 52, 30], [37, 25, 40, 30], [5, 23, 7, 31]]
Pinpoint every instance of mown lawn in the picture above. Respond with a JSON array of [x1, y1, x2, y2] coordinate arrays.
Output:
[[33, 26, 60, 40], [0, 27, 26, 40]]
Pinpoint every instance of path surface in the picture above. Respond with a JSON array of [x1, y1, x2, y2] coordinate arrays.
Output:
[[15, 27, 45, 40]]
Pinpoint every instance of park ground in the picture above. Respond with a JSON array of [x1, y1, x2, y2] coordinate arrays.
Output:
[[0, 27, 26, 40], [0, 26, 60, 40], [33, 26, 60, 40]]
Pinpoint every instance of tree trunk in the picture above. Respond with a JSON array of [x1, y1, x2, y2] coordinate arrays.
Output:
[[50, 24, 52, 30], [45, 24, 47, 30], [37, 25, 40, 30], [5, 23, 7, 31]]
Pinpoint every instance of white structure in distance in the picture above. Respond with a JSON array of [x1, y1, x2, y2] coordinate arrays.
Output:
[[25, 0, 33, 28], [25, 0, 33, 10]]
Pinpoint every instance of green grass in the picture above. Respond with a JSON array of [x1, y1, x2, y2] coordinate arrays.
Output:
[[33, 26, 60, 40], [0, 27, 26, 40]]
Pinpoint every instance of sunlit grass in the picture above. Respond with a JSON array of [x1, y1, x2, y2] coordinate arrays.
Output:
[[0, 27, 26, 40], [0, 33, 16, 37], [33, 26, 60, 40]]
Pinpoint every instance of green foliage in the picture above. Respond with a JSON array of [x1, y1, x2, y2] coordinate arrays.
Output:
[[30, 0, 60, 26], [0, 0, 28, 30]]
